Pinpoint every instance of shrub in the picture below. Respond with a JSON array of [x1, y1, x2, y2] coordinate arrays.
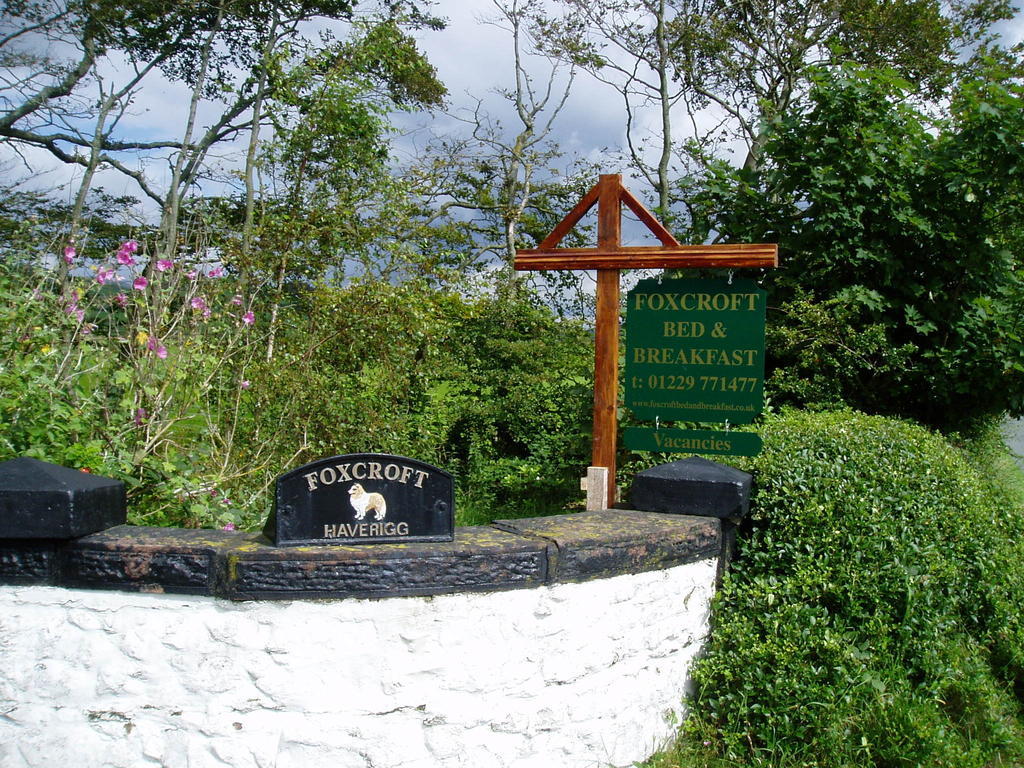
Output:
[[1, 246, 594, 529], [673, 409, 1024, 767], [429, 289, 593, 522], [0, 242, 262, 530], [247, 283, 594, 525]]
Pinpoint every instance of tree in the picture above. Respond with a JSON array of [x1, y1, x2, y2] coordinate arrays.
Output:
[[244, 12, 446, 359], [1, 0, 201, 279], [0, 0, 447, 268], [0, 0, 236, 191], [538, 0, 1018, 217], [147, 0, 373, 269], [690, 63, 1024, 430], [668, 0, 1018, 173], [407, 0, 586, 286], [536, 0, 684, 218]]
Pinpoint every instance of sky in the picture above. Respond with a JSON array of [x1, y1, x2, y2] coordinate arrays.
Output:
[[400, 1, 623, 163]]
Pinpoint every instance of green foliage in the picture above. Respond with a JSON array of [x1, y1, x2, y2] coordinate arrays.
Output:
[[236, 14, 449, 302], [669, 409, 1024, 767], [763, 290, 918, 413], [428, 288, 593, 521], [682, 0, 976, 109], [239, 282, 594, 525], [690, 64, 1024, 430], [0, 226, 593, 529]]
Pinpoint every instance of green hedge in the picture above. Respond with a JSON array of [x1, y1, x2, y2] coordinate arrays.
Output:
[[665, 410, 1024, 767]]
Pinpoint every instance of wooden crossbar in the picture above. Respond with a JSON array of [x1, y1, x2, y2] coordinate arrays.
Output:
[[514, 243, 778, 271]]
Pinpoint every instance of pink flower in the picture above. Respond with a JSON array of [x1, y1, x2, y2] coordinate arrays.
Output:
[[133, 276, 148, 291], [222, 523, 236, 531], [96, 267, 115, 285], [114, 293, 128, 307], [147, 337, 167, 358], [63, 245, 76, 264], [187, 270, 198, 280], [241, 311, 254, 326], [208, 266, 224, 278], [240, 380, 251, 389], [190, 296, 207, 312], [116, 240, 138, 266], [134, 407, 147, 426], [230, 294, 243, 306], [156, 259, 173, 272]]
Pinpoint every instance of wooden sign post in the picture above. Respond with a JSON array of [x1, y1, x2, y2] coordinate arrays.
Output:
[[515, 174, 778, 509]]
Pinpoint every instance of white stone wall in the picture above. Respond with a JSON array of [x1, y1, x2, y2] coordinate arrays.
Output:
[[0, 559, 718, 768]]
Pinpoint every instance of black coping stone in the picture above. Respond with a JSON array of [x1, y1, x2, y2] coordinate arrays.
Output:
[[223, 526, 548, 600], [0, 457, 126, 539], [0, 540, 59, 584], [629, 456, 753, 519], [493, 509, 721, 583], [0, 510, 727, 599], [63, 526, 231, 595]]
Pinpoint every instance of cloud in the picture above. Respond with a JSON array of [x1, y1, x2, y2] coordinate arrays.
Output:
[[994, 12, 1024, 45]]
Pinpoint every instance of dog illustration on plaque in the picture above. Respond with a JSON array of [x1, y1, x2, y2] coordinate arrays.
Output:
[[348, 483, 387, 521]]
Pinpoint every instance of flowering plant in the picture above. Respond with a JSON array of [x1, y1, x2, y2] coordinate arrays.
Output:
[[2, 237, 264, 529]]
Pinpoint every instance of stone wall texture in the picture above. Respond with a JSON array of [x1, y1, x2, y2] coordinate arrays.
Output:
[[0, 558, 718, 768]]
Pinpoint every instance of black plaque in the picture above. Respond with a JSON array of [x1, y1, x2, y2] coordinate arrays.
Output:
[[264, 454, 455, 546]]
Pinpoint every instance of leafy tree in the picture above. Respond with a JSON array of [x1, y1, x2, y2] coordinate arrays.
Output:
[[537, 0, 1018, 217], [668, 0, 1018, 172], [691, 63, 1024, 430], [245, 13, 446, 359], [0, 0, 446, 273], [0, 0, 206, 283], [235, 6, 444, 271]]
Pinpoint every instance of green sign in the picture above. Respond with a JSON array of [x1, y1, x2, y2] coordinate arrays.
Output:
[[624, 427, 763, 457], [625, 277, 767, 424]]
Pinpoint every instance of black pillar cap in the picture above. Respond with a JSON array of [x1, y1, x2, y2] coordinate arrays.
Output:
[[0, 457, 126, 539], [629, 455, 752, 520]]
